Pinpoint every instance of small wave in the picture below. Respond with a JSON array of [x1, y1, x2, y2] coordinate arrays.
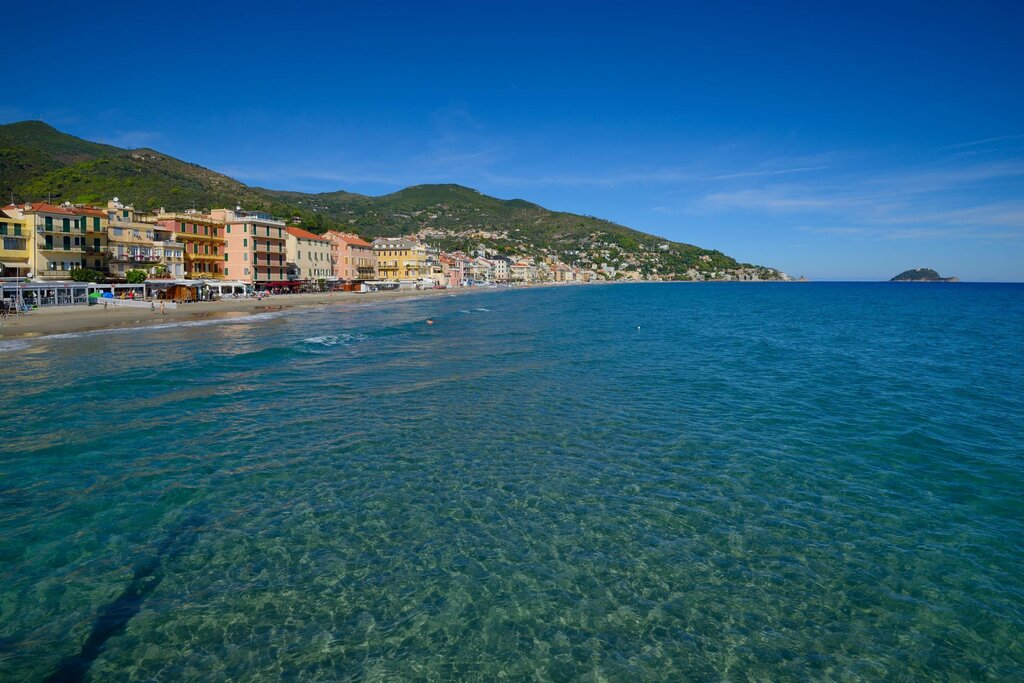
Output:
[[474, 308, 491, 312], [0, 339, 31, 353], [300, 333, 369, 350], [1, 311, 288, 347], [458, 310, 471, 314]]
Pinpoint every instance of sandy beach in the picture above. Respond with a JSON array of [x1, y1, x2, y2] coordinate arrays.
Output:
[[0, 287, 497, 339]]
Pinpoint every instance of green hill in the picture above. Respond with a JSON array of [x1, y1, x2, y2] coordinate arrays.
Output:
[[0, 120, 788, 279], [891, 268, 958, 282]]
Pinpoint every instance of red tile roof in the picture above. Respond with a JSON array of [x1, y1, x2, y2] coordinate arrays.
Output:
[[323, 230, 372, 247], [335, 233, 371, 247], [71, 206, 106, 217], [286, 226, 328, 241], [4, 202, 77, 216]]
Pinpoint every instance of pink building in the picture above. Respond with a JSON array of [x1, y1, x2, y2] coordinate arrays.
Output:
[[323, 231, 376, 281], [211, 208, 287, 285]]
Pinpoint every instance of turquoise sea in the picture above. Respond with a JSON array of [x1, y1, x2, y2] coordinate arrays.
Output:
[[1, 283, 1022, 681]]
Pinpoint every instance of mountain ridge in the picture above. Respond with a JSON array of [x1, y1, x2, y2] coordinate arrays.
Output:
[[0, 120, 788, 279]]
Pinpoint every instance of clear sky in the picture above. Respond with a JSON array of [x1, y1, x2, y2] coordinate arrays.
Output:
[[3, 1, 1023, 280]]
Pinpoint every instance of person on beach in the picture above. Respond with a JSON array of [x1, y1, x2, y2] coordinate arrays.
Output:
[[160, 301, 165, 315]]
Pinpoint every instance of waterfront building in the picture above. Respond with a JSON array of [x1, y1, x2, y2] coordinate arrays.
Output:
[[441, 254, 462, 288], [3, 202, 85, 280], [211, 208, 287, 284], [151, 222, 185, 279], [106, 199, 158, 280], [489, 256, 511, 283], [511, 261, 531, 282], [73, 206, 108, 273], [324, 231, 376, 282], [372, 237, 427, 281], [155, 210, 226, 280], [0, 208, 34, 277], [285, 226, 333, 281]]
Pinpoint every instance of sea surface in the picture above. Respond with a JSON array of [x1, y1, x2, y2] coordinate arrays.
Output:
[[1, 283, 1022, 681]]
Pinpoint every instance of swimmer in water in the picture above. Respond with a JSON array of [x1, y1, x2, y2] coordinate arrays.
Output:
[[426, 318, 434, 325]]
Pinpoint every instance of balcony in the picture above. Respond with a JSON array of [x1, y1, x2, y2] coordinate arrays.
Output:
[[38, 224, 84, 234], [177, 232, 224, 243], [188, 253, 223, 262], [109, 250, 158, 263], [40, 244, 85, 253]]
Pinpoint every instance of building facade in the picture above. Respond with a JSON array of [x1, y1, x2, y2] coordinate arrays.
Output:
[[372, 237, 427, 281], [155, 210, 226, 280], [212, 208, 287, 284], [151, 223, 185, 278], [323, 231, 376, 281], [0, 208, 33, 278], [2, 203, 87, 280], [73, 206, 108, 273], [285, 226, 333, 281], [106, 199, 158, 280]]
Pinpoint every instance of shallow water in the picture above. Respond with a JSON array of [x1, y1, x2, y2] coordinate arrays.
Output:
[[1, 283, 1022, 680]]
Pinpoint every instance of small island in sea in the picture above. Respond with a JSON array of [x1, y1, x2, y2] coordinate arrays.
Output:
[[890, 268, 959, 282]]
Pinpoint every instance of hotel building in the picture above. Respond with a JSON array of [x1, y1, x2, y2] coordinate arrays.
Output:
[[372, 237, 427, 281], [323, 231, 376, 282], [212, 208, 287, 284], [285, 226, 333, 281], [0, 208, 33, 278], [155, 210, 226, 280]]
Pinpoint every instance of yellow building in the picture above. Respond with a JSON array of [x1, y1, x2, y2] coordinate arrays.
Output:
[[2, 202, 86, 279], [371, 237, 427, 281], [0, 207, 33, 277], [72, 206, 108, 273], [105, 199, 159, 280]]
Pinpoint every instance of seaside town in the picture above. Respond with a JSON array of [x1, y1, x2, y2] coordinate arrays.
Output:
[[0, 198, 790, 312]]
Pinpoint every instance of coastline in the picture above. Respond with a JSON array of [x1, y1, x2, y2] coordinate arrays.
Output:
[[0, 283, 592, 340], [0, 287, 493, 340]]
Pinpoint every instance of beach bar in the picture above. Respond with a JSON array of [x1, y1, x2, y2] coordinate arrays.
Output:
[[0, 279, 106, 308]]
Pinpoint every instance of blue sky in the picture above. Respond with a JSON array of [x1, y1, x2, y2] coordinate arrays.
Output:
[[3, 1, 1023, 280]]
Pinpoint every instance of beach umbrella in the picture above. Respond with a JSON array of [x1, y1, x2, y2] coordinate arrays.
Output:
[[88, 291, 102, 298], [101, 292, 114, 299]]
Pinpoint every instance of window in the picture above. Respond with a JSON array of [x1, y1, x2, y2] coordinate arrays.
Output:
[[224, 267, 229, 276], [45, 216, 53, 229], [243, 253, 248, 261], [226, 225, 231, 234], [180, 222, 186, 231], [94, 217, 100, 230], [3, 237, 25, 250], [224, 253, 229, 261], [62, 218, 71, 232], [0, 223, 6, 235], [63, 236, 71, 250], [14, 224, 21, 236], [243, 238, 248, 247]]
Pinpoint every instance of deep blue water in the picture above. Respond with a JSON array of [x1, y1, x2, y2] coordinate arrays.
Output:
[[1, 283, 1022, 680]]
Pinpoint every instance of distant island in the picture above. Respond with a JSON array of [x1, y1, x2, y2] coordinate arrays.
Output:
[[890, 268, 959, 282]]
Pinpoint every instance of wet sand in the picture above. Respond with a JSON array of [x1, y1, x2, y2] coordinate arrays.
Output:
[[0, 287, 498, 339]]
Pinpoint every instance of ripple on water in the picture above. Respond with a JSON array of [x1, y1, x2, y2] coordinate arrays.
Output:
[[0, 283, 1022, 681]]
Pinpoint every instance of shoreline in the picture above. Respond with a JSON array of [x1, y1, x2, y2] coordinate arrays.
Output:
[[0, 284, 579, 340]]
